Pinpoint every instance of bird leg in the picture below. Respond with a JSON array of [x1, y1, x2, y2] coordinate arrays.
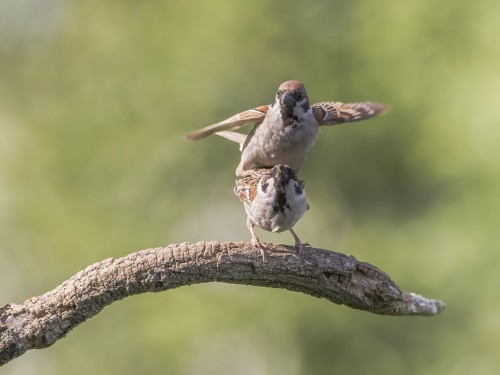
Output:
[[289, 228, 304, 255], [247, 217, 268, 262]]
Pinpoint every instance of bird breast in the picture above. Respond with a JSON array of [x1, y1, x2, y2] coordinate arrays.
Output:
[[241, 105, 319, 174]]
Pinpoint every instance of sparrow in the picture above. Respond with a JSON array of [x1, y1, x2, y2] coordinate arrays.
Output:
[[186, 80, 389, 176], [234, 164, 309, 261]]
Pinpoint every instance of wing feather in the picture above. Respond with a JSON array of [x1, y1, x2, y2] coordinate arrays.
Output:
[[234, 175, 259, 204], [185, 105, 269, 140], [214, 131, 247, 148], [234, 169, 271, 204], [312, 101, 389, 126]]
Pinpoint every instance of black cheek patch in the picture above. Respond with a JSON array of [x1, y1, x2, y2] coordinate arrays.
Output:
[[261, 181, 269, 193], [295, 184, 303, 195]]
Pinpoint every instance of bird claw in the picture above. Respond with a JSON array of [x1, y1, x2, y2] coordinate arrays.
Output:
[[294, 241, 304, 256], [251, 239, 269, 262]]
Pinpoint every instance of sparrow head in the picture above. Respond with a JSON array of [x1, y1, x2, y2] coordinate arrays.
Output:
[[276, 81, 309, 107], [275, 81, 311, 123]]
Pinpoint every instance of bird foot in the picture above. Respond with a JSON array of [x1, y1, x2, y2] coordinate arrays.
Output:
[[251, 239, 269, 262], [288, 229, 305, 257], [294, 241, 304, 256]]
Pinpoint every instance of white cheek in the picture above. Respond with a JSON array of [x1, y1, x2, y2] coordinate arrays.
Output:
[[295, 190, 306, 202], [284, 182, 303, 203], [295, 99, 312, 116], [257, 178, 276, 196], [301, 100, 312, 113]]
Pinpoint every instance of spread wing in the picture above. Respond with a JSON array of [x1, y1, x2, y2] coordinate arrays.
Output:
[[312, 102, 390, 126], [185, 105, 269, 140]]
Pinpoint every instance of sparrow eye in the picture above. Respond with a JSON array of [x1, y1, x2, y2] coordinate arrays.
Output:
[[295, 93, 303, 101]]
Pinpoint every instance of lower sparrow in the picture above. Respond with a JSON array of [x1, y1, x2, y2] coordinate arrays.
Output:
[[234, 164, 309, 261]]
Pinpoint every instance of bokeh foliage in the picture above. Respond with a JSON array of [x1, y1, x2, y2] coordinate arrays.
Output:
[[1, 0, 500, 374]]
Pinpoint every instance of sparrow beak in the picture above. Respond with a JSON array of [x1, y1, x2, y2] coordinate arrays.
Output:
[[273, 164, 289, 180], [282, 92, 295, 107]]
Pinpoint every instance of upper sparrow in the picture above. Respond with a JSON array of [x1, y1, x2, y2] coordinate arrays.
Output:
[[186, 80, 389, 176], [234, 164, 308, 261]]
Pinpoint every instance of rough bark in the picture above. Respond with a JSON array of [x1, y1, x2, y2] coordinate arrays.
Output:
[[0, 241, 445, 366]]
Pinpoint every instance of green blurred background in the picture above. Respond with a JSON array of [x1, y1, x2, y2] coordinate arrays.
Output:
[[1, 0, 499, 373]]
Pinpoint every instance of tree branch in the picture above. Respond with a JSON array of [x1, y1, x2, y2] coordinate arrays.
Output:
[[0, 241, 445, 366]]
